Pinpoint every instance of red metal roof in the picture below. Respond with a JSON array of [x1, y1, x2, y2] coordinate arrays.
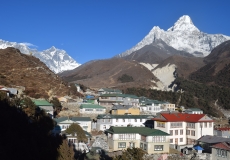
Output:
[[211, 142, 230, 151], [215, 127, 230, 131], [153, 113, 213, 122]]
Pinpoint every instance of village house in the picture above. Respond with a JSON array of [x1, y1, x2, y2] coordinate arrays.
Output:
[[197, 135, 230, 153], [94, 114, 153, 131], [161, 102, 176, 112], [104, 126, 170, 154], [139, 97, 175, 115], [139, 99, 164, 114], [32, 99, 54, 118], [184, 108, 203, 114], [98, 94, 139, 107], [98, 88, 122, 95], [111, 104, 140, 115], [79, 104, 106, 114], [211, 142, 230, 160], [214, 127, 230, 138], [153, 112, 214, 149], [53, 116, 92, 133]]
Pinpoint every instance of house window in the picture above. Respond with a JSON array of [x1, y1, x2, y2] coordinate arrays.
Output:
[[140, 119, 142, 122], [135, 119, 137, 122], [170, 139, 173, 143], [118, 142, 126, 148], [170, 122, 182, 128], [175, 130, 178, 135], [157, 122, 165, 128], [180, 138, 183, 142], [140, 143, 143, 149], [217, 149, 227, 157], [191, 130, 195, 136], [123, 119, 125, 122], [187, 123, 195, 128], [144, 144, 147, 150], [170, 130, 173, 135], [209, 122, 212, 128], [85, 109, 93, 111], [116, 119, 118, 122], [180, 129, 183, 135], [152, 136, 166, 142], [102, 119, 105, 122], [96, 109, 103, 112], [204, 122, 207, 128], [108, 119, 111, 122], [186, 130, 190, 135], [154, 145, 163, 151]]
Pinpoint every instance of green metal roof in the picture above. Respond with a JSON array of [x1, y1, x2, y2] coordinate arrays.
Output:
[[105, 126, 170, 136], [99, 94, 138, 98], [32, 99, 53, 106], [54, 117, 91, 123], [80, 104, 105, 109], [97, 114, 153, 119], [187, 108, 203, 111]]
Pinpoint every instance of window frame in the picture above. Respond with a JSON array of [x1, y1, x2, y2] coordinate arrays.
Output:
[[118, 142, 126, 148]]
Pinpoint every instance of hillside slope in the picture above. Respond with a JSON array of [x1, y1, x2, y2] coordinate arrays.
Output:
[[60, 58, 158, 90], [190, 40, 230, 87], [0, 47, 69, 98]]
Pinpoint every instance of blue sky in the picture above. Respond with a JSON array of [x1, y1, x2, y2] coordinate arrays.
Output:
[[1, 0, 230, 64]]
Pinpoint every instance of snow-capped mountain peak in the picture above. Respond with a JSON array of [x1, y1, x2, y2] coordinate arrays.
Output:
[[118, 15, 230, 57], [0, 39, 80, 73], [167, 15, 199, 32]]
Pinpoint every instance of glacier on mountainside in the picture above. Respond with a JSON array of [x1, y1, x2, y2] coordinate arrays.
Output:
[[0, 39, 80, 73], [119, 15, 230, 57]]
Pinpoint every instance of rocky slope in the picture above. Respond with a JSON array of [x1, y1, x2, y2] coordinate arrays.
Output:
[[60, 58, 158, 90], [0, 47, 69, 98]]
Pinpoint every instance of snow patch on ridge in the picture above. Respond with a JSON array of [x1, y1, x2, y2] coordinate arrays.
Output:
[[0, 39, 80, 73], [119, 15, 230, 57]]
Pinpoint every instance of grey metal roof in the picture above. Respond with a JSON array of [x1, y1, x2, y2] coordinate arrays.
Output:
[[197, 135, 230, 144], [112, 104, 134, 110]]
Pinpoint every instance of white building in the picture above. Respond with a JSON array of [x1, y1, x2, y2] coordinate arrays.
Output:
[[153, 112, 214, 149], [99, 94, 139, 107], [54, 117, 92, 133], [184, 108, 203, 114], [139, 99, 175, 115], [94, 114, 153, 131], [79, 104, 106, 114]]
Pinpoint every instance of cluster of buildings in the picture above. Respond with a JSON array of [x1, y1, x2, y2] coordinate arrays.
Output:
[[3, 85, 229, 158], [51, 87, 227, 158]]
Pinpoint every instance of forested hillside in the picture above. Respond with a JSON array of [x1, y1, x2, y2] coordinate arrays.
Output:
[[123, 78, 230, 117]]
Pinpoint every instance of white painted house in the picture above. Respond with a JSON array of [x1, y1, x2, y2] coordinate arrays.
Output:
[[54, 117, 92, 133], [99, 94, 139, 107], [139, 99, 175, 115], [95, 114, 153, 131], [153, 112, 214, 149], [184, 108, 203, 114], [79, 104, 106, 114], [105, 126, 170, 154]]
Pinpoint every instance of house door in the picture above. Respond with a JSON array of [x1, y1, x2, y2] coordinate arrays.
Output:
[[175, 138, 178, 145]]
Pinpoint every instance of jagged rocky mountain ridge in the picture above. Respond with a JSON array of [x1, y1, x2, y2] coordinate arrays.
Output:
[[118, 15, 230, 57], [0, 39, 80, 73]]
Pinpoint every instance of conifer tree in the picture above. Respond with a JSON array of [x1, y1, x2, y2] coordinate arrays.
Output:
[[65, 123, 88, 143]]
